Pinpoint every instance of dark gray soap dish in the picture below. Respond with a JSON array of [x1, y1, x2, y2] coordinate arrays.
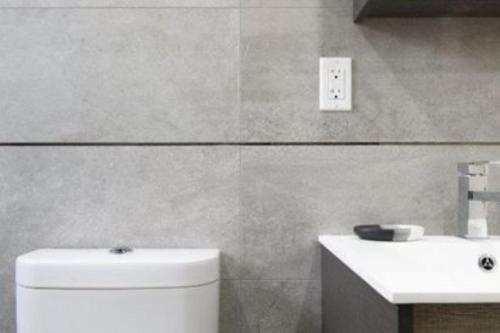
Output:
[[354, 224, 424, 242]]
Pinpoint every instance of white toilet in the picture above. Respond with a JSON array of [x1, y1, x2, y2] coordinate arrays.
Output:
[[16, 247, 220, 333]]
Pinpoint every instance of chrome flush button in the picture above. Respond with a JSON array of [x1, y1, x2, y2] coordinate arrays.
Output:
[[478, 254, 496, 272], [110, 247, 133, 255]]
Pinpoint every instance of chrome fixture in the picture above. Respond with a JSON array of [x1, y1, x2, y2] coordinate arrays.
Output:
[[458, 161, 500, 239]]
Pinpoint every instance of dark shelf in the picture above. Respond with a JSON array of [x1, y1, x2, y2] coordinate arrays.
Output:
[[354, 0, 500, 22]]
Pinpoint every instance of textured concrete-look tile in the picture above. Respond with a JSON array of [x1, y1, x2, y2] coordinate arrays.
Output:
[[240, 280, 321, 333], [240, 145, 500, 280], [0, 0, 240, 7], [241, 9, 500, 142], [0, 147, 240, 332], [220, 280, 243, 333], [0, 9, 239, 142]]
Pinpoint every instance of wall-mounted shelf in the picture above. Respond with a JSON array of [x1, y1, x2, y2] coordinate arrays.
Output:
[[354, 0, 500, 22]]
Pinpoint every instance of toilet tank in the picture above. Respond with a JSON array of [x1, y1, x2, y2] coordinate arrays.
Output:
[[16, 248, 220, 333]]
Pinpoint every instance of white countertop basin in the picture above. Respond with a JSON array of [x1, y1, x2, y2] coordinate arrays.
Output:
[[319, 235, 500, 304]]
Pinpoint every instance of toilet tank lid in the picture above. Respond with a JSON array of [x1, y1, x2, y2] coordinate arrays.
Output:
[[16, 248, 220, 289]]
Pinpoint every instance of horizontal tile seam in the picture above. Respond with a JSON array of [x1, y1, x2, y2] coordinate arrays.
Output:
[[0, 6, 339, 9], [0, 7, 240, 9], [221, 278, 321, 281], [1, 142, 500, 146]]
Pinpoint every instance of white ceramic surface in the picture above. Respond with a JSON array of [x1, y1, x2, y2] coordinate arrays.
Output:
[[16, 248, 220, 333], [319, 235, 500, 304], [16, 248, 220, 288]]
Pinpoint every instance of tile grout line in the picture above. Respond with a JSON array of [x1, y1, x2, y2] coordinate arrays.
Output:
[[221, 278, 321, 281], [236, 8, 245, 332], [1, 142, 500, 146], [236, 6, 244, 333], [0, 6, 241, 9], [0, 6, 342, 9]]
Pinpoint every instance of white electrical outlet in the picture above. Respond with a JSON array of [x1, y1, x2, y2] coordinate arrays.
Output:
[[320, 57, 352, 111]]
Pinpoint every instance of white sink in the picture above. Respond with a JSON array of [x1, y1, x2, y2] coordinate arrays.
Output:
[[319, 235, 500, 304]]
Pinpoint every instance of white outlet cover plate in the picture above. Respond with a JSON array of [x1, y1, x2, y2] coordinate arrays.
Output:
[[319, 57, 352, 111]]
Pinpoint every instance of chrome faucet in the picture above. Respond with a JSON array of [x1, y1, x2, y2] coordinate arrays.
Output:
[[458, 161, 500, 238]]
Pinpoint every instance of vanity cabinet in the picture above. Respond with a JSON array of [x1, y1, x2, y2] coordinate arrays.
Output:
[[321, 246, 500, 333]]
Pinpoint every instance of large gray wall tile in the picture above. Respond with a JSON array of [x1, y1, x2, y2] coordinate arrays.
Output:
[[0, 0, 239, 7], [241, 145, 500, 280], [241, 8, 500, 142], [0, 9, 239, 142], [240, 279, 321, 333], [0, 146, 240, 332]]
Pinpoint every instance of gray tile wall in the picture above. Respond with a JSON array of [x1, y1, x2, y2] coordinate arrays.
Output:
[[1, 1, 499, 332], [0, 8, 239, 142], [241, 10, 500, 142]]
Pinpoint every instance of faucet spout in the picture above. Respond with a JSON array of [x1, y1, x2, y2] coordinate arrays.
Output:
[[468, 191, 500, 202], [458, 161, 500, 239]]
